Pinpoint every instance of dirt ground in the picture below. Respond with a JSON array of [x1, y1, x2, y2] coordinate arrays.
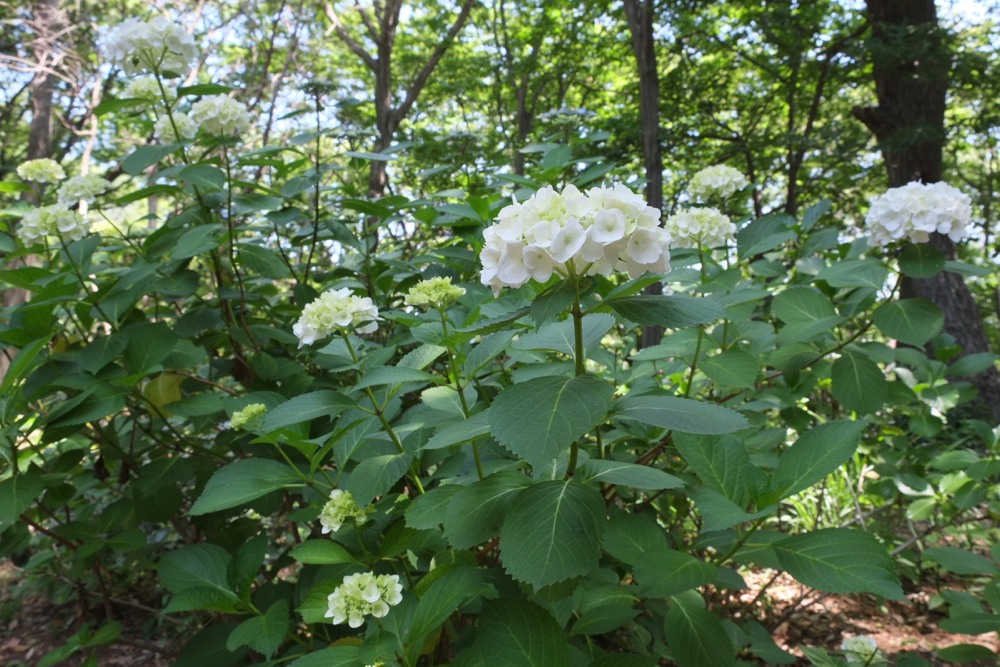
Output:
[[0, 561, 996, 666]]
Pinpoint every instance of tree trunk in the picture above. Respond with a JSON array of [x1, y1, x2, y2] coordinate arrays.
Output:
[[853, 0, 1000, 420], [1, 0, 64, 382], [623, 0, 665, 348]]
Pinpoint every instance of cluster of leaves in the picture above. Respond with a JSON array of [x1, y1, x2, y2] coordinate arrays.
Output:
[[1, 76, 999, 667]]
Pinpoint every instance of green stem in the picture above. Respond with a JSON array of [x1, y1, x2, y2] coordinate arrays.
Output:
[[342, 334, 425, 494], [438, 307, 484, 480], [684, 326, 704, 398], [567, 276, 586, 477]]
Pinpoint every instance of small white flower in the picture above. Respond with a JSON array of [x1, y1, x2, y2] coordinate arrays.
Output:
[[325, 572, 404, 628], [318, 489, 367, 534], [17, 158, 65, 184], [294, 287, 380, 346], [865, 181, 971, 247], [189, 94, 251, 138]]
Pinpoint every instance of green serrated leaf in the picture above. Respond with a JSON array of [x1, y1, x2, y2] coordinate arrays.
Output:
[[123, 144, 181, 175], [700, 350, 759, 388], [344, 453, 414, 506], [898, 243, 945, 278], [263, 390, 354, 431], [615, 394, 748, 435], [189, 459, 304, 515], [634, 550, 715, 598], [816, 259, 889, 289], [831, 351, 887, 415], [499, 480, 605, 589], [774, 528, 903, 599], [290, 540, 356, 565], [462, 599, 570, 667], [872, 299, 943, 346], [226, 599, 290, 658], [665, 592, 736, 667], [489, 375, 613, 470], [772, 420, 865, 500], [578, 459, 684, 490], [513, 313, 615, 356], [159, 544, 238, 600], [605, 295, 725, 328], [444, 471, 532, 549]]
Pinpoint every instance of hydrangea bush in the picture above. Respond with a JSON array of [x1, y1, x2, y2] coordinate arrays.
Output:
[[1, 14, 998, 667]]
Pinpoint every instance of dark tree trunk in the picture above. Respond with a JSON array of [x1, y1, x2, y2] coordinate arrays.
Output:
[[853, 0, 1000, 420], [623, 0, 666, 348]]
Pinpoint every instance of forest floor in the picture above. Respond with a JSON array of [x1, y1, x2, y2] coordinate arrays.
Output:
[[0, 560, 996, 666]]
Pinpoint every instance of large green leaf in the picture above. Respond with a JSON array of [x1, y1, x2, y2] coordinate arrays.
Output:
[[872, 299, 943, 346], [816, 259, 889, 289], [772, 286, 842, 343], [289, 540, 356, 565], [489, 375, 613, 471], [922, 547, 1000, 575], [898, 243, 945, 278], [263, 390, 355, 431], [460, 599, 570, 667], [578, 459, 684, 490], [406, 567, 485, 662], [699, 349, 759, 388], [344, 452, 414, 506], [633, 549, 715, 598], [512, 313, 615, 356], [774, 528, 903, 599], [675, 434, 764, 507], [665, 592, 736, 667], [226, 599, 290, 659], [444, 471, 532, 549], [831, 352, 887, 415], [0, 467, 44, 528], [615, 394, 748, 435], [771, 420, 864, 500], [288, 647, 360, 667], [605, 295, 725, 328], [189, 459, 304, 515], [690, 488, 776, 532], [499, 480, 605, 589], [123, 143, 180, 175], [159, 544, 238, 600], [736, 213, 796, 258]]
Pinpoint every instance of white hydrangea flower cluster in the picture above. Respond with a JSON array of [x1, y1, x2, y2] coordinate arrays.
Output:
[[663, 207, 736, 248], [154, 113, 198, 142], [318, 489, 368, 534], [404, 276, 466, 309], [124, 76, 176, 103], [688, 164, 749, 201], [293, 287, 380, 346], [325, 572, 403, 628], [17, 158, 65, 184], [189, 95, 251, 138], [18, 205, 90, 246], [56, 175, 111, 206], [841, 636, 884, 665], [104, 17, 198, 76], [864, 181, 971, 247], [480, 184, 669, 295]]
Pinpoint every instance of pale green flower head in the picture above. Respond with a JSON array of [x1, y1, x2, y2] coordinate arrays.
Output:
[[325, 571, 403, 628], [154, 112, 198, 142], [57, 175, 111, 206], [688, 164, 749, 201], [190, 94, 251, 138], [404, 276, 466, 309], [123, 76, 176, 103], [319, 489, 367, 534], [17, 158, 66, 184], [663, 207, 735, 249], [18, 205, 90, 246], [230, 403, 267, 431]]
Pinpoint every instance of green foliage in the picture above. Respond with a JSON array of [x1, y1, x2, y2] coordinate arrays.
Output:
[[2, 6, 998, 666]]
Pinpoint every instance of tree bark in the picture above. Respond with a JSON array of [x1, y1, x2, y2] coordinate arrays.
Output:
[[853, 0, 1000, 420], [623, 0, 666, 348]]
